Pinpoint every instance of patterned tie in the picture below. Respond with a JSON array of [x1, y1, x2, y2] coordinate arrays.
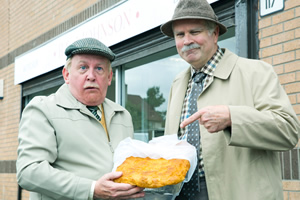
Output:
[[181, 72, 206, 198], [87, 106, 101, 121]]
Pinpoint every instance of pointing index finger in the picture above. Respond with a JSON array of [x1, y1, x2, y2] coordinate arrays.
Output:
[[180, 109, 205, 128]]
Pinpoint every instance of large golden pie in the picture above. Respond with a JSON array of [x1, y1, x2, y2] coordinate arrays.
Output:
[[114, 156, 190, 188]]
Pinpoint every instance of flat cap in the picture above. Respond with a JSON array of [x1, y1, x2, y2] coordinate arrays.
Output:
[[65, 38, 115, 61]]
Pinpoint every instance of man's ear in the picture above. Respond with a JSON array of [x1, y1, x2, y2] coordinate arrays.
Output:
[[108, 70, 113, 86], [62, 67, 70, 84], [213, 26, 220, 44]]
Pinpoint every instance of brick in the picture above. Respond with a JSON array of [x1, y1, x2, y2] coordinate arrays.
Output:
[[273, 52, 295, 65], [273, 64, 284, 74], [22, 189, 30, 200], [283, 180, 300, 190], [290, 192, 300, 200], [285, 60, 300, 73], [293, 104, 300, 115], [297, 72, 300, 81], [296, 28, 300, 39], [297, 50, 300, 59], [297, 94, 300, 103], [261, 23, 283, 38], [297, 7, 300, 18], [283, 191, 288, 200], [272, 30, 294, 45], [284, 39, 300, 52], [260, 57, 273, 65], [285, 82, 300, 94], [288, 94, 297, 104], [285, 0, 300, 10], [279, 73, 296, 84], [261, 44, 283, 58], [272, 9, 295, 25], [284, 18, 300, 31], [260, 37, 272, 48], [259, 17, 272, 29]]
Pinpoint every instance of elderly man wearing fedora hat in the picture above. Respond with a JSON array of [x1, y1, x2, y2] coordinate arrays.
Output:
[[161, 0, 300, 200], [16, 38, 145, 200]]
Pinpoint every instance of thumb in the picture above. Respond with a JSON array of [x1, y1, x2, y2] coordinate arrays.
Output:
[[106, 171, 123, 180]]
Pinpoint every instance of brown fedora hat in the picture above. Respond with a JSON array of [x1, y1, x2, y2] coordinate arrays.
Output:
[[160, 0, 227, 37]]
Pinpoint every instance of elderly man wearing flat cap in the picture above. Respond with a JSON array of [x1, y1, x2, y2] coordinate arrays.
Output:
[[16, 38, 145, 200], [161, 0, 300, 200]]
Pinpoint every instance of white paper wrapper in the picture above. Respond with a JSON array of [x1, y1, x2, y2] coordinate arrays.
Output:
[[112, 134, 197, 199], [112, 134, 197, 182]]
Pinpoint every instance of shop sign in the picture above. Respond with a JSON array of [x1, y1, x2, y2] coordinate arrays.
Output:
[[14, 0, 217, 85], [260, 0, 284, 17]]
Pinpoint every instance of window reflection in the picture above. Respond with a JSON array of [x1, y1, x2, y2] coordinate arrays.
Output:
[[106, 68, 116, 102], [125, 54, 187, 142]]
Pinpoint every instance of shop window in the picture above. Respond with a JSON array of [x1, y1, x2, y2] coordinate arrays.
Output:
[[104, 68, 116, 102], [125, 53, 186, 142], [24, 86, 61, 105]]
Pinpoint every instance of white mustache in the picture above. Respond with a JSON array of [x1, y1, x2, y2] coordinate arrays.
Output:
[[181, 44, 201, 53], [84, 84, 99, 89]]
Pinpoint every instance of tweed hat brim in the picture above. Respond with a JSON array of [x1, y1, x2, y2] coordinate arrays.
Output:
[[161, 16, 227, 38], [160, 0, 227, 38], [65, 38, 115, 61]]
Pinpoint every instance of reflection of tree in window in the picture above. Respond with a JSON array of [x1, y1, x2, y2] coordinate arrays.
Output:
[[126, 86, 166, 134], [146, 87, 165, 108]]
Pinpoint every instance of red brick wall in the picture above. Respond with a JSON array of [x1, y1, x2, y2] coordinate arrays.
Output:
[[0, 174, 18, 200], [0, 0, 9, 58], [8, 0, 100, 52], [0, 63, 20, 200], [259, 0, 300, 199]]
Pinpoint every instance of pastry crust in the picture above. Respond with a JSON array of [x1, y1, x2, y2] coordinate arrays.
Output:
[[114, 156, 190, 188]]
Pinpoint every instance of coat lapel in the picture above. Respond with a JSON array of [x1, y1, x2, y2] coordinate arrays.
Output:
[[102, 98, 126, 130], [55, 84, 97, 118], [165, 67, 191, 134], [213, 49, 238, 80]]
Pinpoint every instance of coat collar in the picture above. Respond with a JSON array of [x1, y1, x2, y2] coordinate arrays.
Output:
[[174, 49, 237, 84], [213, 48, 238, 80], [55, 84, 126, 114], [55, 84, 82, 109]]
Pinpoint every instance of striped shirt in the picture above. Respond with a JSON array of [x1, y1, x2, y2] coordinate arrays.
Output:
[[179, 47, 223, 177]]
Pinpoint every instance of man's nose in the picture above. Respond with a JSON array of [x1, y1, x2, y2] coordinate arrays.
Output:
[[87, 69, 96, 80], [183, 34, 193, 45]]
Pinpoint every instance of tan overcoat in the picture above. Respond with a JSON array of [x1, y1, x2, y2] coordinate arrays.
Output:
[[165, 49, 300, 200], [17, 84, 133, 200]]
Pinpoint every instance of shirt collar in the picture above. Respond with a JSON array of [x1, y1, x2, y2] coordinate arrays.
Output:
[[87, 105, 102, 113], [190, 46, 224, 77]]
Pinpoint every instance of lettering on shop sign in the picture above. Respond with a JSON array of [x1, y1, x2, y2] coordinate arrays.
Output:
[[99, 9, 139, 37], [260, 0, 284, 17], [75, 8, 139, 39]]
